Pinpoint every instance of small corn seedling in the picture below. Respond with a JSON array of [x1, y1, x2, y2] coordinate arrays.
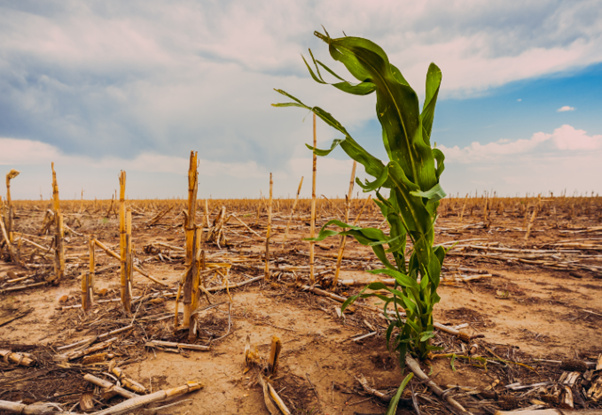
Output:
[[274, 29, 447, 367]]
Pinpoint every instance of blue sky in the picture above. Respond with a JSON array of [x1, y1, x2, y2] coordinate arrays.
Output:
[[1, 0, 601, 200]]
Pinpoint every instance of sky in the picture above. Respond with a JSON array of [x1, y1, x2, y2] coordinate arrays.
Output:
[[1, 0, 602, 200]]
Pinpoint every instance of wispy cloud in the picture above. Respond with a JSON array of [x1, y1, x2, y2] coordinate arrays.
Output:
[[557, 105, 576, 112]]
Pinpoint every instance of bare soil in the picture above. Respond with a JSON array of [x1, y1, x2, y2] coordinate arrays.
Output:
[[1, 197, 601, 414]]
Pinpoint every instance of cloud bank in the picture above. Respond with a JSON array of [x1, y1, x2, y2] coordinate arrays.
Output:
[[439, 125, 602, 196]]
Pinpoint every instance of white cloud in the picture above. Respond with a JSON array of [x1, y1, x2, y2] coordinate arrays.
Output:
[[439, 124, 602, 196], [557, 105, 576, 112], [552, 124, 602, 150], [0, 137, 352, 199], [0, 138, 61, 165], [441, 124, 602, 163], [440, 132, 551, 163]]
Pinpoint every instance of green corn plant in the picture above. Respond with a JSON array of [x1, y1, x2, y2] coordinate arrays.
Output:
[[274, 29, 447, 363]]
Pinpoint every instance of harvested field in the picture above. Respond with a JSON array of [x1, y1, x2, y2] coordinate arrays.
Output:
[[1, 195, 601, 414]]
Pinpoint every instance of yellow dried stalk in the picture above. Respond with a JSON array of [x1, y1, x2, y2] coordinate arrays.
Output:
[[265, 172, 273, 280], [63, 337, 117, 361], [208, 206, 227, 246], [186, 151, 198, 266], [267, 335, 281, 376], [125, 209, 133, 309], [0, 349, 35, 366], [310, 113, 317, 284], [145, 340, 210, 351], [192, 229, 203, 298], [110, 364, 148, 394], [5, 169, 19, 245], [83, 373, 139, 399], [118, 171, 131, 314], [92, 380, 203, 415], [93, 238, 166, 286], [483, 195, 490, 227], [244, 335, 261, 369], [89, 236, 95, 294], [81, 272, 92, 313], [50, 163, 64, 285], [246, 335, 290, 415], [204, 198, 210, 229], [0, 204, 17, 263], [524, 194, 541, 243], [105, 194, 115, 218], [182, 151, 200, 333], [80, 352, 109, 365], [185, 228, 202, 338], [230, 214, 261, 237]]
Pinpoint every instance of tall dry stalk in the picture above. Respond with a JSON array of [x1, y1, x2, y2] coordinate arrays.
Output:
[[126, 209, 133, 306], [186, 151, 199, 267], [182, 151, 201, 333], [5, 169, 19, 244], [83, 235, 96, 312], [118, 171, 132, 314], [50, 163, 64, 285], [265, 172, 273, 280], [309, 113, 317, 284], [333, 161, 357, 286]]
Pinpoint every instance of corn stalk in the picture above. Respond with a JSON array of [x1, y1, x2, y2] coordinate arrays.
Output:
[[118, 171, 132, 314], [50, 163, 64, 285], [274, 29, 447, 363], [5, 169, 19, 246]]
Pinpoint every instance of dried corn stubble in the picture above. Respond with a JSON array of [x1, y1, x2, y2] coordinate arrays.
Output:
[[0, 349, 36, 367], [244, 335, 290, 415]]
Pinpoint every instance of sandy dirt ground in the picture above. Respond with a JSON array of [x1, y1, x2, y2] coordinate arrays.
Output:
[[1, 197, 601, 414]]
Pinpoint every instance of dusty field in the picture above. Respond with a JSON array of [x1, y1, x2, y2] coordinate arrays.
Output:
[[1, 196, 601, 414]]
